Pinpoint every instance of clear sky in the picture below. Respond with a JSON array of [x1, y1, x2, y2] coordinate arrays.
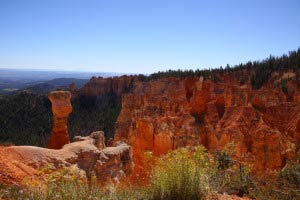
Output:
[[0, 0, 299, 74]]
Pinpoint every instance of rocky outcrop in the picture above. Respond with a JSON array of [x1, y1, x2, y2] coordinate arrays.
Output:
[[0, 132, 132, 185], [114, 74, 300, 174], [48, 91, 72, 149], [95, 141, 132, 184], [74, 75, 145, 97]]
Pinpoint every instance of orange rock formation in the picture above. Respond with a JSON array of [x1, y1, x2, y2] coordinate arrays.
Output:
[[114, 72, 300, 174], [48, 91, 72, 149]]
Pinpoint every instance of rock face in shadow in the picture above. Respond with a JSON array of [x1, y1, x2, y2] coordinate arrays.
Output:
[[114, 73, 300, 174], [48, 91, 72, 149], [73, 75, 145, 97], [0, 132, 132, 185]]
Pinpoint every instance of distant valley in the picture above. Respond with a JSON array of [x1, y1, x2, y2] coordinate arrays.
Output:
[[0, 68, 124, 94]]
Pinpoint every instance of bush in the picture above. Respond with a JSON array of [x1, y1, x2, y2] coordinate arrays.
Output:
[[213, 149, 254, 197], [215, 150, 233, 170], [149, 146, 215, 200], [279, 161, 300, 187], [250, 161, 300, 200]]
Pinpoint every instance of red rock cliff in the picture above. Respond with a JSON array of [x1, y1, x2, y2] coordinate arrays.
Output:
[[114, 71, 300, 173], [74, 75, 144, 97]]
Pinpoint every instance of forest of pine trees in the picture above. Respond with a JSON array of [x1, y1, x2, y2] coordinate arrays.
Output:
[[147, 48, 300, 89]]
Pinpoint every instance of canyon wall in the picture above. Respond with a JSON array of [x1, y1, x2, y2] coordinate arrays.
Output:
[[114, 71, 300, 173], [73, 75, 145, 97]]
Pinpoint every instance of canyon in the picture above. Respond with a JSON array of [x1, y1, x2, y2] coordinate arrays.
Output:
[[75, 70, 300, 176], [1, 68, 299, 186], [1, 65, 300, 199], [123, 76, 298, 175]]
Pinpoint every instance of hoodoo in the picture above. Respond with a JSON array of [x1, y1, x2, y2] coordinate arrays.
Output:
[[48, 91, 72, 149]]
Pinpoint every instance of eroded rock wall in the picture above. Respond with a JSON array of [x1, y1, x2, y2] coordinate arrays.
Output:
[[114, 74, 300, 173], [74, 75, 145, 97]]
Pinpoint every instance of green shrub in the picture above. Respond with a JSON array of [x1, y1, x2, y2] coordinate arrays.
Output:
[[250, 161, 300, 200], [213, 149, 254, 197], [279, 161, 300, 188], [215, 150, 233, 170], [149, 146, 215, 200]]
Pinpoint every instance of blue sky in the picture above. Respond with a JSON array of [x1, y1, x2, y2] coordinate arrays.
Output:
[[0, 0, 299, 74]]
